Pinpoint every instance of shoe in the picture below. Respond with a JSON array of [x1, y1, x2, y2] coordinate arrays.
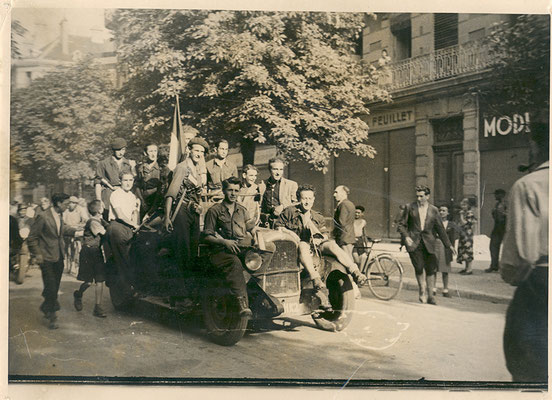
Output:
[[46, 312, 58, 329], [236, 296, 252, 318], [73, 291, 83, 312], [419, 294, 427, 304], [93, 305, 107, 318], [427, 297, 437, 305], [443, 291, 451, 298], [464, 271, 473, 275], [459, 269, 467, 274], [485, 267, 498, 273], [352, 271, 368, 287]]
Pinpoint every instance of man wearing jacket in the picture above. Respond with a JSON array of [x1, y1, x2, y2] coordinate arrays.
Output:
[[259, 157, 298, 228], [28, 193, 82, 329], [398, 185, 456, 305]]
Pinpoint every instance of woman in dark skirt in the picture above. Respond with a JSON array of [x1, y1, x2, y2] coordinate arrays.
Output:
[[74, 200, 108, 317]]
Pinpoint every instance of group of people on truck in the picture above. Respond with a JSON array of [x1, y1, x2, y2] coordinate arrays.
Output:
[[94, 135, 368, 317], [24, 134, 368, 329]]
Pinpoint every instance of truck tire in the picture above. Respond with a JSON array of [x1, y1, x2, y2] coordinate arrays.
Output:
[[109, 279, 135, 311], [312, 270, 355, 332], [202, 284, 248, 346]]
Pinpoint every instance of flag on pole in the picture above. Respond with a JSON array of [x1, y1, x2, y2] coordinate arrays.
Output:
[[168, 95, 184, 171]]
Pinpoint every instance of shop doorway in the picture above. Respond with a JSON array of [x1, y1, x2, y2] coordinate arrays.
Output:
[[432, 117, 464, 212]]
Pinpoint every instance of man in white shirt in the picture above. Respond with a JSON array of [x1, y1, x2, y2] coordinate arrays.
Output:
[[398, 185, 455, 305], [106, 172, 140, 296], [501, 122, 549, 382]]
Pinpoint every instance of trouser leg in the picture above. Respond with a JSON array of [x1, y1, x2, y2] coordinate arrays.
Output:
[[321, 241, 360, 274], [298, 242, 321, 280], [503, 268, 548, 382], [174, 208, 200, 269], [489, 229, 504, 270], [40, 260, 64, 313], [107, 221, 134, 291], [209, 252, 247, 298]]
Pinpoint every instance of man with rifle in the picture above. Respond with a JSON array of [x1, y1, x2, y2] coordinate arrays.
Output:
[[164, 137, 209, 269]]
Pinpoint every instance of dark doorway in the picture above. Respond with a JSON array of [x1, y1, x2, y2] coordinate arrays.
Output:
[[432, 117, 464, 211]]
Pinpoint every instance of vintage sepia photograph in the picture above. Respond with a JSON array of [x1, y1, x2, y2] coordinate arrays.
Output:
[[4, 0, 549, 396]]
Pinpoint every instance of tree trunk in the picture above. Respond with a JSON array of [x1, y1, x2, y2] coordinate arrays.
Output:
[[240, 138, 256, 168]]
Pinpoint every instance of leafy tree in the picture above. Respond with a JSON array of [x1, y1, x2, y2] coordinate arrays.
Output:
[[107, 10, 389, 171], [10, 58, 126, 187], [483, 14, 550, 120]]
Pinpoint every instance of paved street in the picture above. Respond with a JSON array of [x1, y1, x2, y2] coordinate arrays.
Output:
[[9, 267, 511, 383]]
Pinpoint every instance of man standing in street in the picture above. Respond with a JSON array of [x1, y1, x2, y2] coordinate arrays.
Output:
[[398, 185, 456, 305], [28, 193, 82, 329], [501, 122, 548, 383], [486, 188, 507, 273], [63, 196, 88, 275], [202, 177, 255, 317], [333, 185, 356, 260], [95, 138, 136, 220], [206, 139, 238, 197], [164, 137, 209, 269], [259, 157, 298, 228]]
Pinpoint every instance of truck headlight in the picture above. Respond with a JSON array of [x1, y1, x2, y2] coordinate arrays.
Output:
[[244, 250, 263, 272]]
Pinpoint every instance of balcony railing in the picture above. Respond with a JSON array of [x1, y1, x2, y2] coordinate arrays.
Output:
[[384, 41, 493, 91]]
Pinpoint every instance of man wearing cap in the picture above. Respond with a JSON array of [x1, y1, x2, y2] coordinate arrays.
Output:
[[63, 196, 88, 275], [164, 137, 208, 268], [95, 138, 136, 220], [486, 188, 507, 273]]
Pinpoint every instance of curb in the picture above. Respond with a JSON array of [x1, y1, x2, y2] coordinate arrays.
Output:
[[360, 277, 512, 305]]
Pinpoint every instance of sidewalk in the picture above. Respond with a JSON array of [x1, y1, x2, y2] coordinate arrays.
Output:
[[359, 240, 516, 304]]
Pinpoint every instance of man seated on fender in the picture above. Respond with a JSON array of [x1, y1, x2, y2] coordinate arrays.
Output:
[[202, 177, 256, 318], [274, 184, 368, 294]]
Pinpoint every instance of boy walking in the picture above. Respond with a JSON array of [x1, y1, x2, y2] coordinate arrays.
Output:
[[74, 200, 109, 318]]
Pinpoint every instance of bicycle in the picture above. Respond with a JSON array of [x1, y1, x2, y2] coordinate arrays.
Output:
[[355, 237, 404, 300]]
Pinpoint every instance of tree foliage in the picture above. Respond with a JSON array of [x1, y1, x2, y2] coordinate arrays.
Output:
[[484, 14, 550, 119], [108, 10, 389, 171], [11, 59, 126, 185]]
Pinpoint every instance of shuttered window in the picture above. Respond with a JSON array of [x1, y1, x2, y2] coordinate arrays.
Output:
[[434, 13, 458, 50]]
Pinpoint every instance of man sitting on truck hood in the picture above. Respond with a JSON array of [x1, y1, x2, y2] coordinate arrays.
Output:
[[274, 184, 368, 294], [202, 177, 256, 317]]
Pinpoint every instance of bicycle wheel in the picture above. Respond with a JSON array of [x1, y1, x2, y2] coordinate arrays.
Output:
[[367, 254, 403, 300]]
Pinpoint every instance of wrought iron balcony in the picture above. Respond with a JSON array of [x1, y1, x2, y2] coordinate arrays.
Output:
[[384, 41, 493, 91]]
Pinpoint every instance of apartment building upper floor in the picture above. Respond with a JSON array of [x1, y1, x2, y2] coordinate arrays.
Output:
[[362, 13, 514, 93]]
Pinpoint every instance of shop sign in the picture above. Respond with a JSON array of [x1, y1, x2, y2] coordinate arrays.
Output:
[[367, 108, 415, 132], [483, 112, 530, 137], [480, 112, 530, 151]]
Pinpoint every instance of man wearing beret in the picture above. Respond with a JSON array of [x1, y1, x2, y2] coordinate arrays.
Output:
[[164, 137, 209, 268], [95, 138, 136, 220]]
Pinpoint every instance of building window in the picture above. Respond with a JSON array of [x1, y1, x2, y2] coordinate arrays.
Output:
[[26, 71, 32, 81], [468, 27, 485, 41], [390, 14, 412, 60], [434, 13, 459, 50]]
